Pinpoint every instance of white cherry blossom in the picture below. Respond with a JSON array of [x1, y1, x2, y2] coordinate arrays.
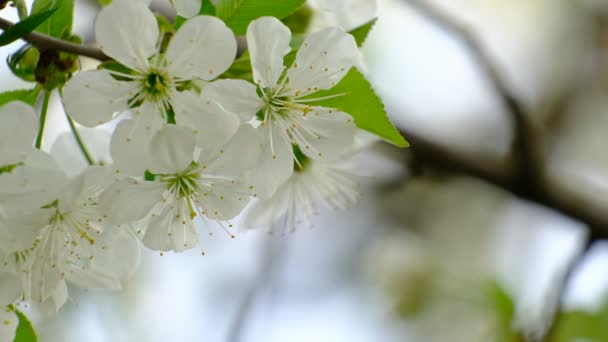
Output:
[[244, 150, 362, 234], [62, 0, 239, 175], [172, 0, 202, 18], [101, 125, 261, 252], [0, 166, 140, 314], [204, 17, 360, 198]]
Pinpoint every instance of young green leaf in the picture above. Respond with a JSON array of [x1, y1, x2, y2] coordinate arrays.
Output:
[[306, 68, 408, 147], [349, 18, 377, 47], [31, 0, 74, 38], [0, 86, 41, 107], [0, 8, 57, 46], [214, 0, 306, 35], [199, 1, 216, 15], [13, 308, 38, 342]]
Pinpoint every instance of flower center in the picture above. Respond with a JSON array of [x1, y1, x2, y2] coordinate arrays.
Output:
[[142, 69, 170, 100]]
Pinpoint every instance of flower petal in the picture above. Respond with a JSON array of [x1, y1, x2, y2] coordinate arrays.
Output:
[[286, 28, 358, 95], [166, 15, 236, 81], [95, 0, 158, 71], [249, 125, 293, 199], [173, 0, 201, 18], [0, 211, 53, 253], [62, 70, 138, 127], [142, 199, 198, 252], [201, 124, 263, 179], [0, 101, 37, 166], [198, 183, 250, 221], [244, 189, 290, 229], [148, 125, 196, 174], [67, 227, 140, 289], [172, 90, 239, 151], [290, 107, 356, 161], [0, 309, 17, 342], [110, 104, 167, 176], [0, 271, 22, 306], [246, 16, 291, 88], [100, 178, 165, 224], [202, 79, 264, 122]]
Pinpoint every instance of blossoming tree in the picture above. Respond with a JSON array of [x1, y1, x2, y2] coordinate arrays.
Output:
[[0, 0, 407, 340]]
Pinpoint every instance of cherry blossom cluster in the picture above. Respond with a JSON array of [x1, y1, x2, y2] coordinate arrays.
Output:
[[0, 0, 380, 335]]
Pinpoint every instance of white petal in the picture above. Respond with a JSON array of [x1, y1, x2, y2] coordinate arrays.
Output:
[[0, 211, 52, 252], [166, 15, 236, 80], [0, 101, 38, 166], [100, 178, 165, 224], [148, 125, 196, 174], [172, 90, 239, 151], [95, 0, 158, 71], [202, 79, 264, 122], [67, 227, 140, 289], [246, 16, 291, 88], [110, 106, 167, 177], [244, 189, 290, 228], [62, 70, 138, 127], [286, 28, 358, 95], [201, 124, 263, 179], [198, 183, 250, 221], [50, 128, 112, 178], [31, 280, 68, 316], [174, 0, 201, 18], [0, 309, 17, 342], [28, 227, 67, 305], [0, 272, 22, 306], [143, 199, 198, 252], [249, 126, 293, 199], [0, 151, 67, 216], [291, 107, 356, 161]]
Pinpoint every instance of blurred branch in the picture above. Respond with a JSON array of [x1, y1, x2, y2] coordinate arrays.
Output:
[[0, 17, 109, 61], [401, 1, 608, 233], [226, 236, 285, 342], [402, 1, 607, 341]]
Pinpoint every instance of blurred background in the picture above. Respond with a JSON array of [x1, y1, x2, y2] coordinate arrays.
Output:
[[2, 0, 608, 341]]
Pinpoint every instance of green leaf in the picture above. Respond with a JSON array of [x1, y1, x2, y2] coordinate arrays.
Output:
[[214, 0, 306, 35], [0, 8, 57, 46], [199, 1, 216, 15], [0, 86, 41, 107], [31, 0, 74, 38], [349, 18, 377, 47], [548, 298, 608, 342], [7, 45, 40, 82], [13, 308, 38, 342], [307, 68, 408, 147]]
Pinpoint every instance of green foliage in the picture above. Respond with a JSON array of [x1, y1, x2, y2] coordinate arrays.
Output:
[[307, 68, 409, 147], [483, 283, 524, 342], [350, 19, 377, 47], [13, 308, 37, 342], [7, 44, 40, 82], [220, 52, 253, 81], [98, 0, 112, 6], [214, 0, 306, 35], [548, 299, 608, 342], [0, 86, 41, 107], [281, 5, 312, 34], [199, 1, 216, 15], [35, 48, 78, 90], [30, 0, 74, 39], [0, 8, 57, 46]]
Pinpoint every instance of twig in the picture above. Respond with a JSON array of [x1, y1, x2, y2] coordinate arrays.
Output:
[[226, 234, 285, 342], [0, 17, 109, 61]]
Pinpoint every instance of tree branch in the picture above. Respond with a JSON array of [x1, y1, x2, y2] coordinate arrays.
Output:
[[0, 17, 109, 61]]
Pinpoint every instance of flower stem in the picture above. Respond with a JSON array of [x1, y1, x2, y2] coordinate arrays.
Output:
[[13, 0, 28, 20], [35, 90, 51, 149], [58, 88, 95, 165], [65, 113, 95, 165]]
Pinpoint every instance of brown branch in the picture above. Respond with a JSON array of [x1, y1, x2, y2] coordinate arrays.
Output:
[[0, 17, 109, 61], [401, 1, 605, 340]]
